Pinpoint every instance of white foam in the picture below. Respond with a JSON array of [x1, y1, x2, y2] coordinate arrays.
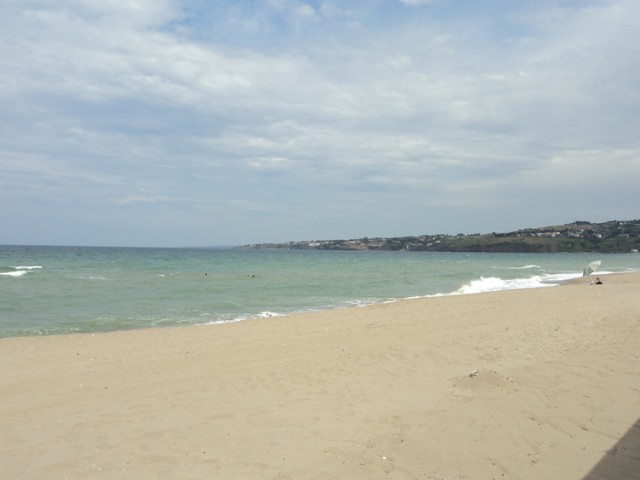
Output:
[[256, 311, 285, 318], [454, 273, 581, 295], [1, 270, 27, 277], [501, 264, 542, 270], [1, 265, 42, 277]]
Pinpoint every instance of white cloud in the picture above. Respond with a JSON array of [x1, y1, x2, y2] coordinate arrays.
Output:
[[523, 148, 640, 190], [247, 156, 296, 172], [294, 4, 316, 19], [1, 0, 639, 245], [115, 194, 178, 205], [398, 0, 438, 6]]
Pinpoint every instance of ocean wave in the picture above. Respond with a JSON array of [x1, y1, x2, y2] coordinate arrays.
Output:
[[1, 265, 42, 277], [454, 273, 581, 295], [0, 270, 28, 277], [493, 264, 541, 270]]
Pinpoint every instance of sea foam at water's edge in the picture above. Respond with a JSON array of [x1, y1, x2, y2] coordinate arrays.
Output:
[[454, 272, 582, 295]]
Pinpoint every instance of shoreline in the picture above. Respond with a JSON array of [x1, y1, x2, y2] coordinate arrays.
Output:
[[2, 272, 639, 479], [1, 266, 602, 340], [3, 245, 636, 340]]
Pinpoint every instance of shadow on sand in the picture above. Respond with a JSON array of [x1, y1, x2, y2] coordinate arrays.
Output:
[[583, 418, 640, 479]]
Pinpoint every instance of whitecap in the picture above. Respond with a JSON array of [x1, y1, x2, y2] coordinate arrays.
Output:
[[493, 264, 541, 270], [0, 270, 27, 277], [453, 273, 581, 295]]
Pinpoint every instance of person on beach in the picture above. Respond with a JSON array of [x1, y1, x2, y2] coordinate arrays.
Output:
[[590, 277, 603, 285]]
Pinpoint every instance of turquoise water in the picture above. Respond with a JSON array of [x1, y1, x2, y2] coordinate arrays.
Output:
[[1, 245, 638, 338]]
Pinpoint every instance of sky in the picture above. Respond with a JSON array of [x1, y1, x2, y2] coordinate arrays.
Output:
[[1, 0, 639, 247]]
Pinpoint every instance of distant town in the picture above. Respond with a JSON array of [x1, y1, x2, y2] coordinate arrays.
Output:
[[242, 219, 640, 254]]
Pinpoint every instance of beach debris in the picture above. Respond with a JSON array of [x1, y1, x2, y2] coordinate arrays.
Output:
[[468, 369, 479, 377]]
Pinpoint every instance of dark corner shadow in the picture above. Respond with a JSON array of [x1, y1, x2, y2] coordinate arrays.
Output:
[[583, 418, 640, 480]]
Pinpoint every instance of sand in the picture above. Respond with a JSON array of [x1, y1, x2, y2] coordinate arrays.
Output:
[[1, 272, 639, 480]]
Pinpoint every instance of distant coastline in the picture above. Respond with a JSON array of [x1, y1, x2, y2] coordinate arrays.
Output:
[[242, 219, 640, 254]]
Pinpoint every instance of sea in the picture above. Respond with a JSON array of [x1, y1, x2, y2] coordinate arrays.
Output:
[[1, 245, 638, 338]]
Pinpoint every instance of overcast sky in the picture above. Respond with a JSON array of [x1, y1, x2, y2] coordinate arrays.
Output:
[[1, 0, 639, 247]]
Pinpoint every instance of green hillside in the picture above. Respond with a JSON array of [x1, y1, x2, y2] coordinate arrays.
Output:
[[243, 219, 640, 253]]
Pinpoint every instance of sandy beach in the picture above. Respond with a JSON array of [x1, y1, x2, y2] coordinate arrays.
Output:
[[1, 273, 639, 480]]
